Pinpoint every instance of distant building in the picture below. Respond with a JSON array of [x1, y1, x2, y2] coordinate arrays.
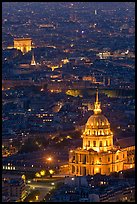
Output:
[[69, 90, 135, 175], [65, 175, 88, 187], [2, 174, 26, 202], [14, 38, 32, 54], [83, 76, 96, 83]]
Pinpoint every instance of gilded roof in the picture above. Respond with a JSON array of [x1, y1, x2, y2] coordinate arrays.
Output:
[[86, 113, 110, 129]]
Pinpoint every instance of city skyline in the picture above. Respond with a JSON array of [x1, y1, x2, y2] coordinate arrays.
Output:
[[2, 2, 135, 202]]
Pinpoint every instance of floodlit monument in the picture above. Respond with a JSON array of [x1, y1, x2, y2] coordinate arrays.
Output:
[[69, 90, 135, 175]]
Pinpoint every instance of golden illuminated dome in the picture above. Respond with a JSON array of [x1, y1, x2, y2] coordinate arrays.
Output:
[[85, 90, 110, 130], [86, 113, 110, 129]]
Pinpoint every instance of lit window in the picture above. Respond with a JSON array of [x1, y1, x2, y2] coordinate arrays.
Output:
[[116, 155, 119, 160], [106, 141, 108, 146]]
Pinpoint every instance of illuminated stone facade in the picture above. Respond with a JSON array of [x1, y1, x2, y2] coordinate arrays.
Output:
[[69, 90, 135, 176], [14, 38, 32, 54]]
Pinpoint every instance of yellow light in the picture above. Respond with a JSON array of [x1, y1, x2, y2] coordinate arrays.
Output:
[[35, 172, 41, 177], [40, 170, 45, 176], [67, 136, 72, 139], [35, 195, 39, 201], [49, 169, 54, 175], [130, 164, 133, 168], [22, 175, 26, 180]]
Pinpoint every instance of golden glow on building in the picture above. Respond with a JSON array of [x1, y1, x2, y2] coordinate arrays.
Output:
[[14, 38, 32, 54], [69, 90, 135, 176]]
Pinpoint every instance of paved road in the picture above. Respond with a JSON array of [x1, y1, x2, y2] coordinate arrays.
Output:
[[26, 178, 64, 202]]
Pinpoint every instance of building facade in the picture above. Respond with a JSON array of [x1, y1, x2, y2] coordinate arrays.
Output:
[[69, 90, 135, 176], [14, 38, 32, 54], [2, 174, 26, 202]]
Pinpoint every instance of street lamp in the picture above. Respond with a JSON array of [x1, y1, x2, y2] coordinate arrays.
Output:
[[40, 170, 46, 176], [47, 157, 52, 161], [49, 169, 54, 178]]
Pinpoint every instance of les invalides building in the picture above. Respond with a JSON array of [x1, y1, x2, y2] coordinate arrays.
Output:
[[69, 90, 135, 176]]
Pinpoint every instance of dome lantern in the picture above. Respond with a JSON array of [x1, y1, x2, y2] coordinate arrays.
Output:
[[94, 89, 102, 114]]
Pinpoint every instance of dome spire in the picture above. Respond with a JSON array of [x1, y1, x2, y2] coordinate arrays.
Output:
[[94, 89, 102, 114], [96, 89, 99, 102]]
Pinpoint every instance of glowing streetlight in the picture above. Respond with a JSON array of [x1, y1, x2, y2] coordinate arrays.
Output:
[[47, 157, 52, 161], [22, 174, 26, 181], [49, 169, 54, 177], [35, 172, 41, 178], [40, 170, 45, 176]]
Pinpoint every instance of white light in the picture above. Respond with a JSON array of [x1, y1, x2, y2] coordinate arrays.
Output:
[[71, 178, 74, 181], [32, 165, 34, 167], [51, 182, 55, 185]]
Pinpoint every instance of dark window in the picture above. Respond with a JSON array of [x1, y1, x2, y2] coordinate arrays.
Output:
[[93, 141, 96, 147], [88, 141, 90, 147], [106, 140, 108, 146], [100, 141, 102, 147]]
